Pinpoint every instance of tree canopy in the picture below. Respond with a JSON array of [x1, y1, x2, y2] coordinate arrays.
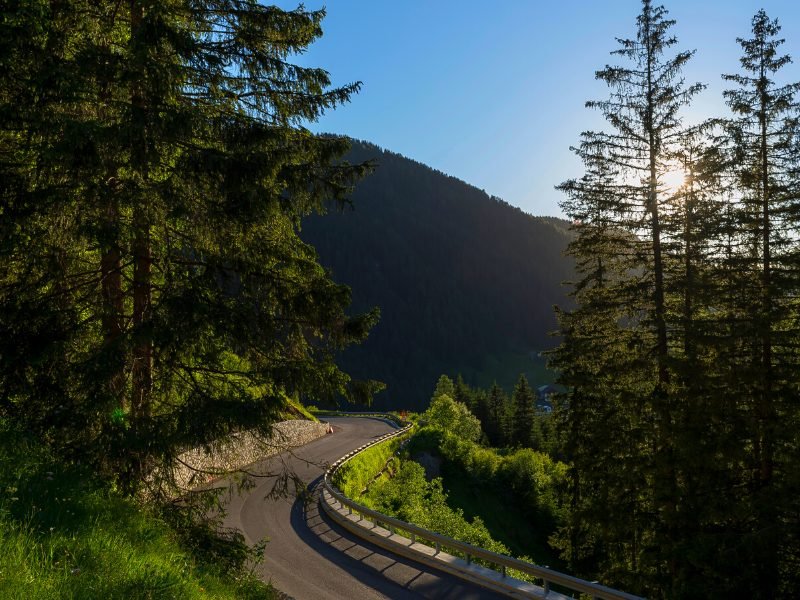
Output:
[[0, 0, 376, 495]]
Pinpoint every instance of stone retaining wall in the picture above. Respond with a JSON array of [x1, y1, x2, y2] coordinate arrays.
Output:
[[171, 419, 329, 491]]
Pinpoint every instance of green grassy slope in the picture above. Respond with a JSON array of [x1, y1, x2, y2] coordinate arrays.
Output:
[[0, 420, 277, 600]]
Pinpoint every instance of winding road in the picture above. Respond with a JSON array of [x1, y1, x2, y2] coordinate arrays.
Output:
[[216, 416, 505, 599]]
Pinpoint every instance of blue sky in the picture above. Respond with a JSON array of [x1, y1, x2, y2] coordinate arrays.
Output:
[[283, 1, 800, 217]]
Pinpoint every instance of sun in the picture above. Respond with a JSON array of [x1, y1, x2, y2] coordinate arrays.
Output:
[[660, 167, 687, 196]]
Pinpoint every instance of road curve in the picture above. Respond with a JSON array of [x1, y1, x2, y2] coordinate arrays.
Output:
[[216, 416, 505, 599]]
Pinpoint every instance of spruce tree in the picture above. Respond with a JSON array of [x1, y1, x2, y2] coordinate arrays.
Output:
[[721, 10, 800, 595], [454, 374, 476, 414], [555, 1, 705, 593], [472, 388, 490, 432], [510, 375, 535, 448], [555, 4, 800, 596], [485, 382, 508, 447], [0, 1, 376, 495]]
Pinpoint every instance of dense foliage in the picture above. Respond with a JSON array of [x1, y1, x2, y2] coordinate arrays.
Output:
[[302, 141, 575, 410], [423, 377, 482, 443], [363, 460, 510, 558], [447, 374, 562, 455], [331, 380, 568, 568], [0, 1, 374, 495], [553, 2, 800, 597], [407, 379, 567, 562], [409, 427, 568, 541]]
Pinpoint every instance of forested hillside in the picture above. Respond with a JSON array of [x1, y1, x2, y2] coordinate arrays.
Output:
[[302, 141, 574, 410]]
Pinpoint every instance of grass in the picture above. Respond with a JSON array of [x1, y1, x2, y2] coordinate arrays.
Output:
[[282, 396, 318, 421], [0, 421, 278, 600], [331, 427, 413, 499]]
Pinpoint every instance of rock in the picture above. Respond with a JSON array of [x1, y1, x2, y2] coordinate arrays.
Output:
[[413, 451, 441, 480]]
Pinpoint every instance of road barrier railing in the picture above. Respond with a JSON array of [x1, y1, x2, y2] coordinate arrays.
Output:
[[320, 414, 644, 600], [313, 409, 407, 428]]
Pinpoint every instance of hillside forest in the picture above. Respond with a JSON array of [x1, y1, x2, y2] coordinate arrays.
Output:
[[0, 1, 799, 599], [302, 140, 574, 410]]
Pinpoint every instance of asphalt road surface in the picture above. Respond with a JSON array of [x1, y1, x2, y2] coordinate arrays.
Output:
[[215, 416, 506, 600]]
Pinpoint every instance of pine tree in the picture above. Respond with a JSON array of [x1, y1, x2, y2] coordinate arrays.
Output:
[[453, 374, 476, 414], [484, 382, 508, 447], [510, 375, 534, 448], [721, 10, 800, 595], [659, 126, 761, 597], [0, 1, 376, 495], [472, 388, 490, 432], [555, 1, 705, 593]]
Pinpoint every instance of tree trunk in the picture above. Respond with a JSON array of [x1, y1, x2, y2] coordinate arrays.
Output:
[[129, 0, 153, 489], [100, 195, 125, 403], [758, 86, 773, 486]]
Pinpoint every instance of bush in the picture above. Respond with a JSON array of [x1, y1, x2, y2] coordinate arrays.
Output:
[[432, 428, 568, 526], [365, 461, 509, 557], [422, 394, 481, 442], [498, 448, 568, 524]]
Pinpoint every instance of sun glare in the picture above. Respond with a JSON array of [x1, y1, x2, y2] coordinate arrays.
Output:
[[660, 167, 687, 196]]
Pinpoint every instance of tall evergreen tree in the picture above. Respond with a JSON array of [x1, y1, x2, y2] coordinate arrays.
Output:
[[510, 375, 535, 449], [0, 1, 376, 495], [721, 10, 800, 595], [555, 1, 706, 594], [453, 374, 476, 414], [484, 382, 508, 447], [472, 388, 490, 433], [555, 4, 800, 597]]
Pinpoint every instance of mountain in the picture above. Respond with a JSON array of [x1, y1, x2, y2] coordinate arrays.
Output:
[[302, 140, 574, 411]]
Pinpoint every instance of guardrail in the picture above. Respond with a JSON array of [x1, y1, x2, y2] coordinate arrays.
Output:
[[313, 410, 407, 428], [320, 415, 644, 600]]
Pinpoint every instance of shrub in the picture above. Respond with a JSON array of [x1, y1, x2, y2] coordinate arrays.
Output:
[[366, 461, 509, 557], [422, 394, 481, 442]]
